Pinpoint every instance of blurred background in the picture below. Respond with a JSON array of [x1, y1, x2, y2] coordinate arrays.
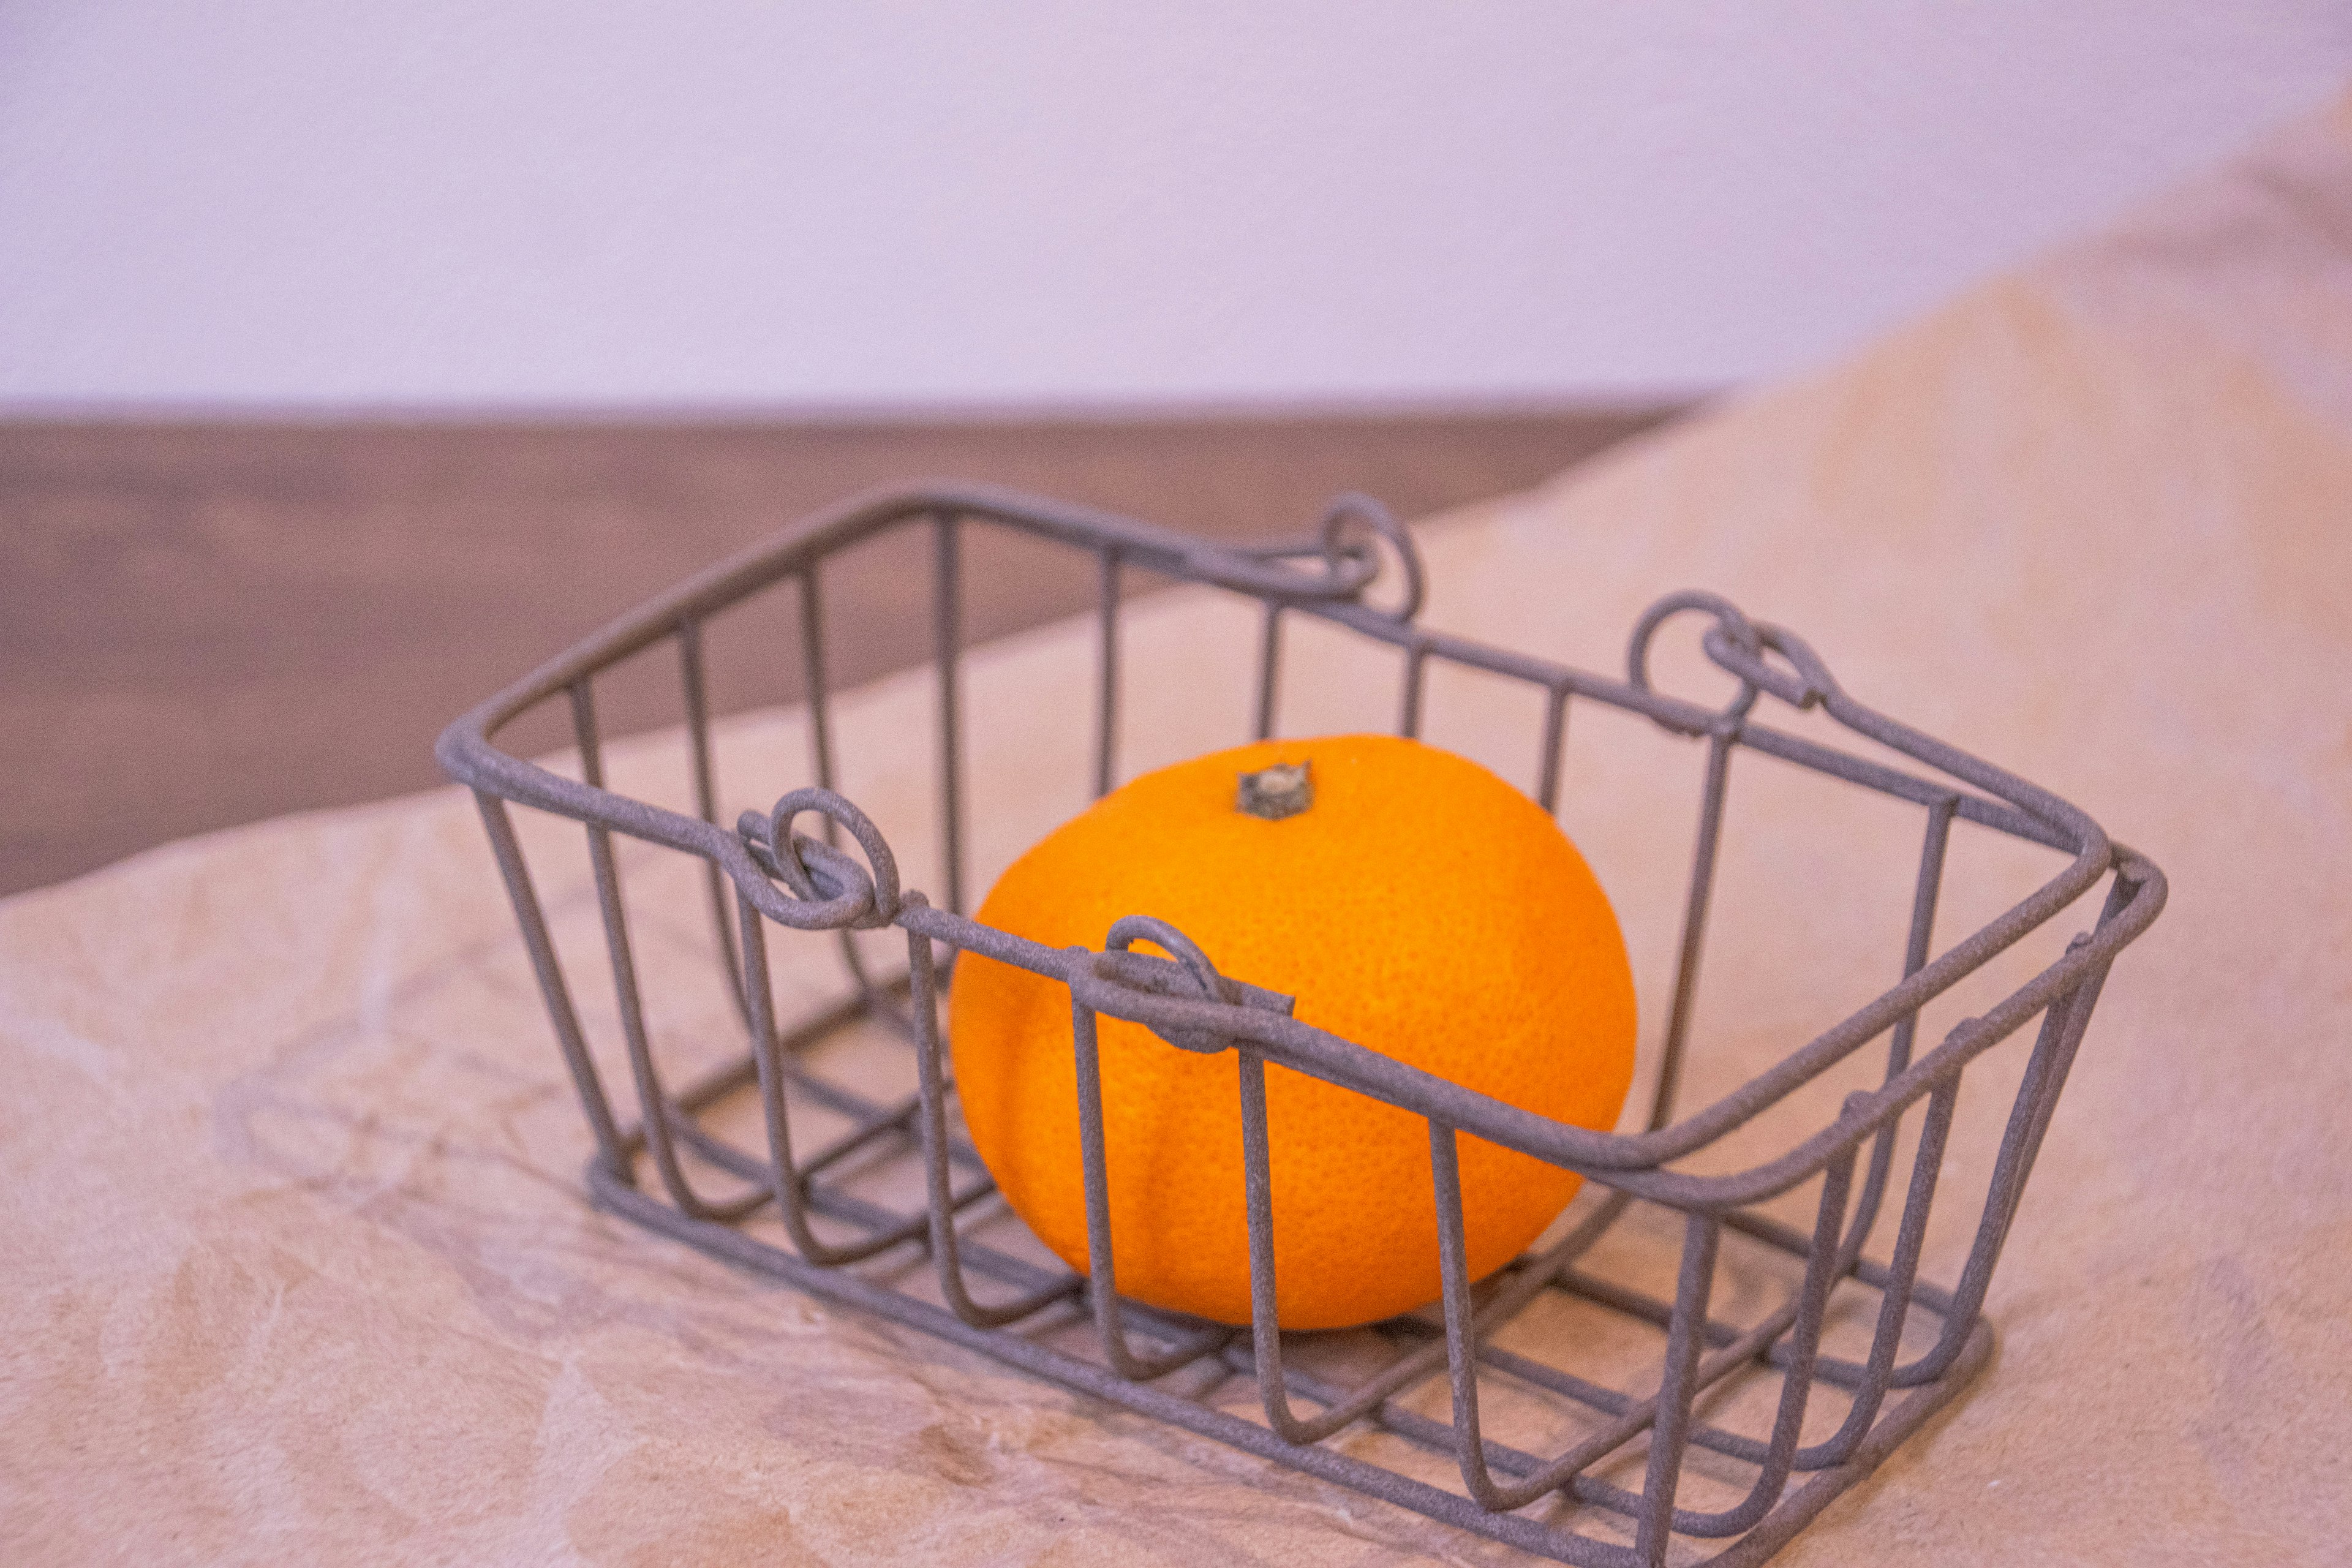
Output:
[[6, 1, 2349, 894]]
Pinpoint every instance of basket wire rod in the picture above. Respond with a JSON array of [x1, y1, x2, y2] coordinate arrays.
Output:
[[1449, 1340, 1787, 1476], [1430, 1126, 1837, 1527], [678, 616, 753, 1033], [1626, 874, 2146, 1209], [1246, 1319, 1770, 1480], [1070, 996, 1238, 1380], [796, 568, 838, 839], [1240, 1050, 1634, 1445], [1539, 1267, 1741, 1348], [1284, 1218, 1649, 1444], [1428, 1120, 1545, 1513], [1900, 925, 2118, 1385], [794, 1095, 924, 1178], [1641, 1077, 1959, 1410], [1659, 1139, 1856, 1538], [1713, 1215, 1965, 1375], [1630, 1212, 1723, 1566], [1649, 730, 1736, 1132], [670, 971, 996, 1193], [780, 1060, 984, 1169], [472, 790, 628, 1179], [1237, 1045, 1305, 1429], [1835, 795, 1956, 1264], [1095, 548, 1121, 797], [1253, 601, 1282, 741], [1535, 684, 1573, 815], [461, 552, 2130, 1181], [706, 978, 936, 1132], [1485, 1155, 1863, 1538], [631, 1023, 1068, 1298], [650, 1047, 952, 1184], [796, 564, 880, 1004], [662, 1094, 965, 1219], [934, 512, 967, 919], [643, 993, 858, 1115], [1660, 804, 1959, 1405], [571, 680, 767, 1223], [584, 1170, 1636, 1568], [1398, 639, 1430, 739], [1348, 1303, 1839, 1530], [731, 892, 947, 1262], [1782, 1079, 1960, 1469], [904, 911, 1085, 1325], [1426, 1126, 1685, 1517], [1421, 1156, 1867, 1537], [449, 489, 2101, 861], [658, 1092, 1023, 1277]]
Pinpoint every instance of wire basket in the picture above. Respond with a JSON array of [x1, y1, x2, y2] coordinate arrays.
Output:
[[437, 483, 2165, 1567]]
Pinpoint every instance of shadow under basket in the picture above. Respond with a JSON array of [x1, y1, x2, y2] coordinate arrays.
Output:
[[436, 482, 2165, 1567]]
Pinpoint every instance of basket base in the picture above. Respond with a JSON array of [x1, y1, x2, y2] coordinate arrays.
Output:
[[586, 1154, 1996, 1567]]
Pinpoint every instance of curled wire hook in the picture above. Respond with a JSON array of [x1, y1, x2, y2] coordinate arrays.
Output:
[[1628, 590, 1766, 729], [1629, 589, 1850, 731], [1317, 492, 1427, 623], [1106, 914, 1225, 997], [1092, 915, 1245, 1055], [1230, 492, 1427, 621], [725, 786, 902, 930], [1702, 619, 1842, 710]]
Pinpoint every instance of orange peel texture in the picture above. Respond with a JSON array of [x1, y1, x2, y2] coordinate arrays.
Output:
[[948, 734, 1637, 1330]]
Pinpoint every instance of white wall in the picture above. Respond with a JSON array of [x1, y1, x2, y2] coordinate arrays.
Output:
[[2, 2, 2345, 414]]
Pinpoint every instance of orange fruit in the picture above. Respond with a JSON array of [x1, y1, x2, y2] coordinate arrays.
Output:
[[948, 733, 1635, 1330]]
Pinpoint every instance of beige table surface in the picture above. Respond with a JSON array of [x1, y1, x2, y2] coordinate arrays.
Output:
[[7, 99, 2351, 1566]]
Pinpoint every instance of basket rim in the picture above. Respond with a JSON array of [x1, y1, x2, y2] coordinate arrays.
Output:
[[435, 480, 2167, 1209]]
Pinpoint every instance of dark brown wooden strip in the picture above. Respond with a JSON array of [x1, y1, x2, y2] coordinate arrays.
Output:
[[0, 407, 1684, 894]]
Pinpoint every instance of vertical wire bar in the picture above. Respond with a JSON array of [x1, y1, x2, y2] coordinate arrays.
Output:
[[1898, 870, 2135, 1387], [1649, 731, 1735, 1132], [1796, 1080, 1958, 1467], [934, 513, 966, 918], [1841, 796, 1956, 1260], [1634, 1213, 1722, 1568], [1072, 997, 1219, 1381], [797, 567, 838, 815], [1888, 798, 1956, 1080], [738, 887, 799, 1188], [799, 564, 876, 999], [1432, 1125, 1657, 1512], [574, 680, 753, 1222], [571, 677, 606, 791], [473, 790, 628, 1178], [907, 916, 1072, 1321], [1534, 684, 1572, 814], [1914, 987, 2079, 1365], [1253, 1072, 1618, 1447], [1094, 548, 1121, 798], [679, 616, 750, 1029], [1397, 640, 1429, 739], [733, 889, 918, 1262], [1071, 997, 1136, 1374], [1429, 1120, 1511, 1510], [1905, 939, 2114, 1384], [737, 889, 816, 1249], [1678, 1146, 1856, 1536], [1240, 1046, 1307, 1437], [912, 919, 974, 1292], [1253, 601, 1282, 741]]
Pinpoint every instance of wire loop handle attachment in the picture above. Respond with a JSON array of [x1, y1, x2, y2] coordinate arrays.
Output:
[[1629, 588, 1848, 731], [726, 786, 902, 930]]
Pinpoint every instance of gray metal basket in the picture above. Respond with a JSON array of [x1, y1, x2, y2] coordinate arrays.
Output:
[[436, 483, 2165, 1566]]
